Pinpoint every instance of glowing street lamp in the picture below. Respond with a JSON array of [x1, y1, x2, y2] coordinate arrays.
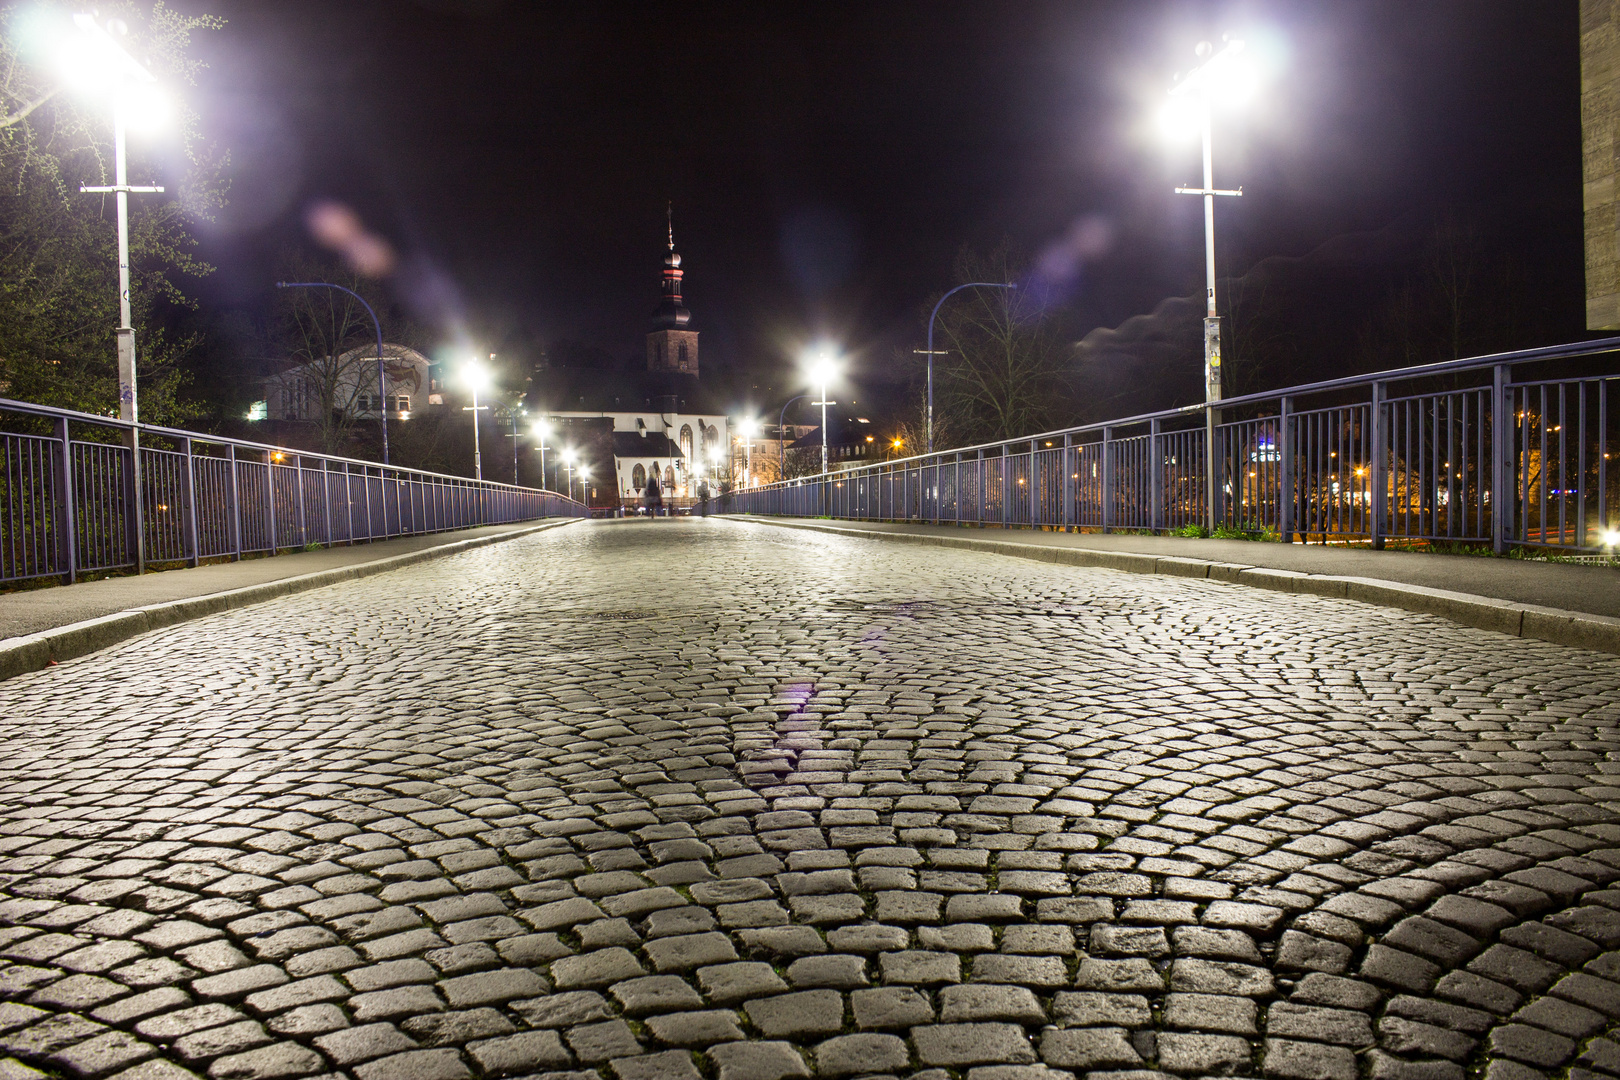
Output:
[[532, 419, 552, 491], [52, 13, 167, 571], [1165, 35, 1257, 529], [805, 350, 840, 476], [462, 357, 492, 480], [739, 418, 759, 486], [561, 447, 577, 501]]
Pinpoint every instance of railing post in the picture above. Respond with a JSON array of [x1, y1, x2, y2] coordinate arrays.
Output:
[[54, 416, 77, 583], [321, 459, 333, 545], [265, 450, 279, 554], [1278, 397, 1293, 545], [1491, 363, 1511, 554], [1063, 434, 1074, 530], [181, 437, 200, 567], [1101, 426, 1113, 534], [1205, 403, 1219, 533], [227, 444, 242, 561], [1370, 380, 1386, 550], [1001, 446, 1010, 528], [295, 454, 307, 548], [1029, 440, 1038, 526], [126, 425, 146, 574], [1148, 419, 1163, 534]]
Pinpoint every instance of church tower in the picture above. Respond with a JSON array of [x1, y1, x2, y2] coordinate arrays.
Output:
[[646, 211, 698, 377]]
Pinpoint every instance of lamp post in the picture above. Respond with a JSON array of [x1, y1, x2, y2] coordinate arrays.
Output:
[[562, 448, 577, 501], [67, 15, 167, 571], [922, 282, 1016, 455], [532, 419, 552, 491], [579, 465, 591, 507], [278, 282, 388, 465], [462, 357, 492, 480], [778, 394, 808, 480], [807, 352, 840, 476], [739, 418, 758, 487], [1169, 37, 1248, 530]]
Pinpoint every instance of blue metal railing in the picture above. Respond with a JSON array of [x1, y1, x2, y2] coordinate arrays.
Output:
[[730, 338, 1620, 554], [0, 397, 588, 586]]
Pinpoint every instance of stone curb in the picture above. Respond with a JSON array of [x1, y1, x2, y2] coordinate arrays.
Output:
[[728, 516, 1620, 656], [0, 518, 581, 682]]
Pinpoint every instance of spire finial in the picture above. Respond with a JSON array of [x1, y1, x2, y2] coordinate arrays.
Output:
[[667, 201, 674, 251]]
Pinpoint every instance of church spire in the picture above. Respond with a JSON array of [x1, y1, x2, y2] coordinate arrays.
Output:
[[651, 204, 691, 329]]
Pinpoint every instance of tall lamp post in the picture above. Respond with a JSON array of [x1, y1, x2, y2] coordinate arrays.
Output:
[[277, 282, 389, 465], [1169, 38, 1249, 530], [922, 282, 1016, 455], [532, 419, 552, 491], [462, 357, 492, 480], [562, 448, 577, 501], [807, 352, 840, 476], [739, 418, 758, 487], [67, 15, 167, 571]]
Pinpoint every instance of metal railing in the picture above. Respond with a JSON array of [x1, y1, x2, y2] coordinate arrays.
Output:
[[730, 338, 1620, 554], [0, 397, 588, 586]]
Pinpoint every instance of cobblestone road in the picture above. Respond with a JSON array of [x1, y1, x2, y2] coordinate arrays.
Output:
[[2, 519, 1620, 1080]]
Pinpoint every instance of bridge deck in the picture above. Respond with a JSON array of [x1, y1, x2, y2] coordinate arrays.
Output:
[[1, 518, 1618, 1079]]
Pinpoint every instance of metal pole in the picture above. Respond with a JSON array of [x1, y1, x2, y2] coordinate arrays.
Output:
[[1201, 103, 1222, 533], [275, 282, 388, 464], [924, 282, 1016, 455], [471, 385, 483, 481], [114, 101, 145, 574], [821, 379, 829, 475]]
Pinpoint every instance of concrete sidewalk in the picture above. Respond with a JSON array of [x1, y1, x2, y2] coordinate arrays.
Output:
[[728, 516, 1620, 654], [0, 518, 579, 678]]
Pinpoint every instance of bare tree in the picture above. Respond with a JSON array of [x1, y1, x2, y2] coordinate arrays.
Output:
[[933, 245, 1068, 446]]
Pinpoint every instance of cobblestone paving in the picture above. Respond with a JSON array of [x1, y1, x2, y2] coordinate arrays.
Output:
[[1, 519, 1619, 1080]]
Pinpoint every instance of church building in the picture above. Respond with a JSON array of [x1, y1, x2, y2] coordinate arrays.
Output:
[[527, 220, 730, 510]]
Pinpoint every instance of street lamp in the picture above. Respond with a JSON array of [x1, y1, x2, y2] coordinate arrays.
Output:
[[532, 419, 552, 492], [922, 282, 1016, 455], [57, 14, 166, 572], [561, 448, 577, 501], [739, 418, 759, 486], [578, 464, 591, 506], [1167, 36, 1253, 529], [462, 357, 492, 481], [805, 351, 840, 476]]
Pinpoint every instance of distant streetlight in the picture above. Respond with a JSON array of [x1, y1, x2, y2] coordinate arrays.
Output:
[[922, 282, 1016, 454], [1167, 36, 1253, 529], [561, 447, 577, 501], [579, 464, 591, 505], [532, 418, 552, 491], [739, 417, 759, 486], [462, 357, 492, 480], [805, 350, 840, 475]]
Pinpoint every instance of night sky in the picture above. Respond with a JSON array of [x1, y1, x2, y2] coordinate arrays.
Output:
[[184, 0, 1583, 412]]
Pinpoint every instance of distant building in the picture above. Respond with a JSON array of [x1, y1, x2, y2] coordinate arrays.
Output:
[[259, 344, 441, 423], [528, 220, 731, 510], [789, 414, 883, 471]]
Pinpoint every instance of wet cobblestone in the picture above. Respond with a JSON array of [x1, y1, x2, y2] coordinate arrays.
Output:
[[1, 519, 1619, 1079]]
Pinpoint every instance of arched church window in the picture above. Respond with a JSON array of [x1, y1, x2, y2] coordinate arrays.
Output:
[[680, 425, 694, 461], [632, 464, 646, 490], [707, 425, 719, 448], [677, 343, 688, 370], [664, 465, 675, 488]]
